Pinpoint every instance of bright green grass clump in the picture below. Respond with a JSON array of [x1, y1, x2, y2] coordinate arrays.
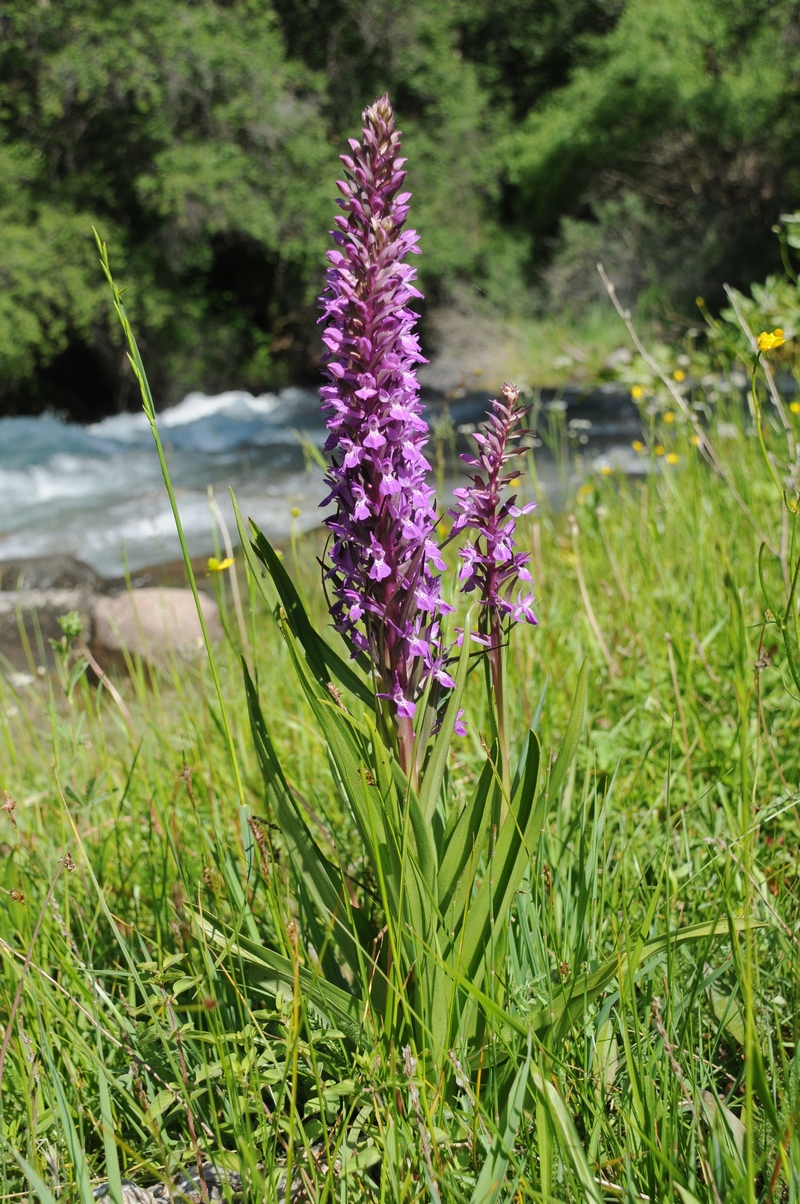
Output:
[[1, 401, 799, 1202]]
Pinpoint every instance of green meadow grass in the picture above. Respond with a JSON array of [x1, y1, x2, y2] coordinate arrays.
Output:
[[1, 397, 799, 1202]]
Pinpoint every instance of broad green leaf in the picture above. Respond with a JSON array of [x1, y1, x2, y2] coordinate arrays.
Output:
[[453, 731, 541, 983], [146, 1088, 178, 1122], [438, 751, 497, 915], [529, 1068, 603, 1204], [469, 1043, 531, 1204], [279, 620, 395, 885], [244, 665, 372, 977]]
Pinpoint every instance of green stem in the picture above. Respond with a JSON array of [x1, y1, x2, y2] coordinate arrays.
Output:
[[489, 612, 510, 800], [96, 233, 248, 814], [751, 357, 786, 503]]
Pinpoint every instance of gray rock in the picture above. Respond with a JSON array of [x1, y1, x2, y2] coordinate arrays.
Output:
[[0, 556, 103, 593], [91, 588, 223, 669], [0, 589, 94, 672]]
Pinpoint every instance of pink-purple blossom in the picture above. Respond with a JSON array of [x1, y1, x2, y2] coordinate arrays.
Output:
[[319, 95, 451, 721], [449, 382, 538, 630]]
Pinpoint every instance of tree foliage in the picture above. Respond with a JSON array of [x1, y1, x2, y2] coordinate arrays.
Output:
[[505, 0, 800, 308], [2, 0, 799, 416]]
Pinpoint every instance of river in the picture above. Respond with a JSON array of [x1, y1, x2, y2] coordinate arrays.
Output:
[[0, 386, 642, 579]]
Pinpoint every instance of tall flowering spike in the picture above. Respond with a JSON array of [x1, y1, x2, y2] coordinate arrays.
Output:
[[450, 383, 538, 628], [319, 95, 451, 733]]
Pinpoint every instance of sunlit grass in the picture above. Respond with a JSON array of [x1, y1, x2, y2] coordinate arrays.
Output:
[[1, 398, 799, 1201]]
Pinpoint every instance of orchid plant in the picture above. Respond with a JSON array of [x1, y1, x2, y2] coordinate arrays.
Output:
[[225, 96, 588, 1070], [96, 92, 747, 1109]]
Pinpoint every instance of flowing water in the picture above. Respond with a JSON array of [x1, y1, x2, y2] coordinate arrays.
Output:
[[0, 386, 642, 580]]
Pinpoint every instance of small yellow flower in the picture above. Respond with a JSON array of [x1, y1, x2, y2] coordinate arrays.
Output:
[[664, 410, 675, 424], [631, 385, 645, 401], [290, 506, 302, 518], [207, 556, 234, 573], [757, 329, 785, 352], [510, 477, 520, 487], [666, 452, 679, 465], [632, 439, 645, 453], [577, 483, 593, 497], [655, 444, 666, 457], [599, 465, 613, 476], [790, 401, 800, 415], [673, 369, 686, 383], [690, 434, 699, 446], [437, 521, 448, 537]]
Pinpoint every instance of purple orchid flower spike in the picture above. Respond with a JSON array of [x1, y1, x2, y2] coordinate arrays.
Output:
[[449, 381, 537, 785], [319, 95, 451, 776], [450, 382, 537, 631]]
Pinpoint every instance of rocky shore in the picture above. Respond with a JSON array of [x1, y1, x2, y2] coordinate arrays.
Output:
[[0, 555, 223, 676]]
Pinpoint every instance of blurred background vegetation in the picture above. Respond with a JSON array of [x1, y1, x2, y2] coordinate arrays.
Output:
[[2, 0, 799, 419]]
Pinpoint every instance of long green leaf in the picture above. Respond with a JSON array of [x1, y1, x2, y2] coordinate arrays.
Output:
[[547, 658, 588, 803], [438, 751, 497, 915], [6, 1146, 60, 1204], [96, 1039, 124, 1204], [40, 1038, 94, 1204], [244, 665, 372, 978], [529, 1067, 603, 1204], [234, 501, 374, 708], [195, 915, 370, 1046], [469, 1044, 531, 1204], [525, 917, 760, 1035], [418, 624, 472, 826], [453, 731, 541, 983]]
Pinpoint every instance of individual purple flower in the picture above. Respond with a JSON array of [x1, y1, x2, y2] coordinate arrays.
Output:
[[449, 382, 538, 631], [319, 95, 451, 772]]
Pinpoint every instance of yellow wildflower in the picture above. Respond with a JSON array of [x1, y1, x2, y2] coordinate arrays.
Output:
[[632, 440, 645, 453], [290, 506, 302, 518], [631, 385, 645, 401], [599, 465, 612, 476], [673, 369, 686, 383], [666, 452, 679, 465], [790, 401, 800, 415], [757, 329, 785, 352], [510, 477, 520, 487], [664, 411, 675, 424], [208, 556, 234, 573], [437, 521, 448, 538], [655, 444, 666, 457], [690, 434, 699, 446]]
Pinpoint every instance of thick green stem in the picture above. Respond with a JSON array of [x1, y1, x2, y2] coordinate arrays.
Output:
[[489, 613, 510, 799], [396, 713, 417, 791]]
